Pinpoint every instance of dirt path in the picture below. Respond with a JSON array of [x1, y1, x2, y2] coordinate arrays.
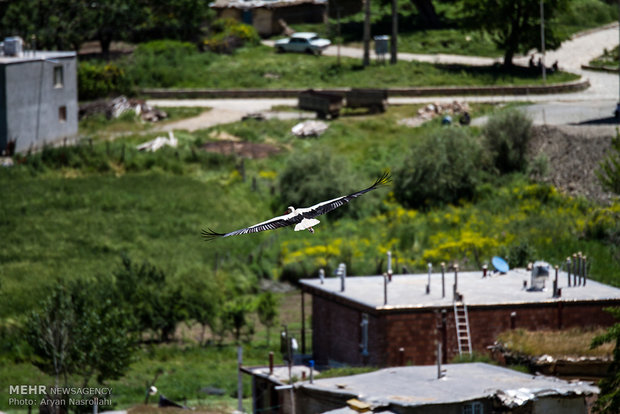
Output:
[[148, 24, 620, 131], [156, 108, 244, 132]]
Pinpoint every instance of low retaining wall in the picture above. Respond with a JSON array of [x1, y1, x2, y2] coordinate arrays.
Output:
[[581, 64, 619, 74], [141, 78, 590, 99]]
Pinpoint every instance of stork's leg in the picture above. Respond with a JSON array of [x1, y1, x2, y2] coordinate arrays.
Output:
[[307, 227, 315, 234]]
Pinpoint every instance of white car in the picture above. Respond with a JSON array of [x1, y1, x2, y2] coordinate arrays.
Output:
[[274, 32, 331, 55]]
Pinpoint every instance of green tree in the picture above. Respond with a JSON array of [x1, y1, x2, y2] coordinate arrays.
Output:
[[591, 307, 620, 413], [112, 255, 185, 342], [256, 292, 279, 346], [482, 109, 533, 174], [222, 297, 255, 344], [25, 281, 136, 394], [85, 0, 145, 60], [140, 0, 214, 42], [394, 128, 482, 210], [596, 132, 620, 195], [1, 0, 91, 51], [460, 0, 569, 67], [182, 277, 221, 345]]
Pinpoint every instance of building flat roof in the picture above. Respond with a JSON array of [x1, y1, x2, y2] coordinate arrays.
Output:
[[241, 364, 319, 384], [299, 363, 598, 408], [0, 51, 76, 65], [300, 268, 620, 310]]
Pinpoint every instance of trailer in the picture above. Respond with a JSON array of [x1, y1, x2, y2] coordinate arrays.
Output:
[[345, 88, 388, 113], [298, 90, 343, 119]]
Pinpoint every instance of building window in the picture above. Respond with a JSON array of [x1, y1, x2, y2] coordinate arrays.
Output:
[[59, 106, 67, 122], [53, 66, 64, 88], [360, 313, 369, 356], [462, 402, 483, 414]]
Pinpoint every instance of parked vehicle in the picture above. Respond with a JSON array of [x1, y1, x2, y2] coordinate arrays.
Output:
[[275, 32, 331, 55], [345, 88, 388, 113], [298, 90, 343, 119]]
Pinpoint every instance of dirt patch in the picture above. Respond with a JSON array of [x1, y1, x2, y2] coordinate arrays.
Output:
[[529, 125, 615, 203], [201, 140, 281, 159]]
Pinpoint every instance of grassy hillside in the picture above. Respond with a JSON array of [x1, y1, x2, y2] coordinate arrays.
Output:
[[1, 104, 619, 412]]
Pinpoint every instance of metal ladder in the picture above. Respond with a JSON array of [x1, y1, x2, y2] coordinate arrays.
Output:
[[453, 301, 472, 356]]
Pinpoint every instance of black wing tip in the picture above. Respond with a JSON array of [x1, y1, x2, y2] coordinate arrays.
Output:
[[201, 228, 225, 241], [373, 170, 392, 187]]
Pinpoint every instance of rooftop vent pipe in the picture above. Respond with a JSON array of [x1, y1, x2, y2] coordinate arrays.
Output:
[[387, 251, 392, 281], [383, 273, 388, 305], [337, 263, 346, 292], [441, 262, 446, 298], [426, 263, 432, 294], [319, 268, 325, 284]]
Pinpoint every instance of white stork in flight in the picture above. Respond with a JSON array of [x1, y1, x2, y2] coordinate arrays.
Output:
[[202, 171, 391, 240]]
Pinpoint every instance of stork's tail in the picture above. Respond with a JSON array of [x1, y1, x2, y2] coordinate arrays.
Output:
[[295, 218, 320, 232]]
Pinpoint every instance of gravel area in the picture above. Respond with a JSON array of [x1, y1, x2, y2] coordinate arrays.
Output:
[[529, 125, 616, 204]]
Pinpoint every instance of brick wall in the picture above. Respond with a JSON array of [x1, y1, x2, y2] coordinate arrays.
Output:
[[309, 289, 620, 367]]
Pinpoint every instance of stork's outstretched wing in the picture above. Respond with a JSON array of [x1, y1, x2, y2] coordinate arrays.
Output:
[[201, 214, 301, 240], [298, 170, 391, 219], [202, 170, 391, 240]]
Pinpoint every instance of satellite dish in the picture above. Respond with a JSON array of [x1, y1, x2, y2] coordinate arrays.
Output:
[[492, 256, 509, 274]]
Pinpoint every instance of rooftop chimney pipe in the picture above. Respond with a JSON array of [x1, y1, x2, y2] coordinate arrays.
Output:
[[453, 264, 459, 301], [441, 262, 446, 298], [426, 262, 432, 294], [387, 251, 393, 281]]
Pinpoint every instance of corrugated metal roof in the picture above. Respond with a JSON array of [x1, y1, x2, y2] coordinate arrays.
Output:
[[298, 363, 598, 408], [211, 0, 326, 9], [0, 50, 76, 65]]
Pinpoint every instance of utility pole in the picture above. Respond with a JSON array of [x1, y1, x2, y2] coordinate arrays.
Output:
[[390, 0, 397, 64], [616, 0, 620, 118], [363, 0, 371, 66], [540, 0, 546, 81]]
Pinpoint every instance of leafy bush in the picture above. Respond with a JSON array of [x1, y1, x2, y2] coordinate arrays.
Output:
[[597, 132, 620, 195], [127, 40, 208, 87], [78, 62, 131, 101], [482, 109, 533, 174], [394, 128, 482, 210], [134, 39, 198, 59], [583, 205, 620, 246], [278, 148, 356, 218], [203, 18, 259, 54], [501, 241, 538, 268]]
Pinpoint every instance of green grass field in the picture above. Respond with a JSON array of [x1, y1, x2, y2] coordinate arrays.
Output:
[[109, 44, 578, 92], [292, 0, 617, 57], [1, 104, 619, 412]]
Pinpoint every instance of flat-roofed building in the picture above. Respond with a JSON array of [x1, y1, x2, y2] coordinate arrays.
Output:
[[300, 266, 620, 366], [0, 44, 78, 154]]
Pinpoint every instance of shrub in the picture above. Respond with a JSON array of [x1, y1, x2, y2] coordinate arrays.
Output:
[[501, 241, 538, 268], [596, 132, 620, 195], [204, 18, 259, 53], [78, 62, 131, 101], [394, 128, 482, 210], [278, 148, 356, 218], [133, 39, 197, 60], [482, 109, 533, 174]]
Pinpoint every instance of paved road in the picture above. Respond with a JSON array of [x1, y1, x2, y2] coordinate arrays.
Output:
[[149, 24, 620, 130]]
